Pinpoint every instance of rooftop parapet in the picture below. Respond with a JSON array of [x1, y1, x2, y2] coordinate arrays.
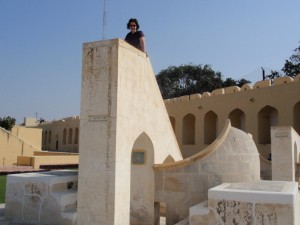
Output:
[[164, 74, 300, 104]]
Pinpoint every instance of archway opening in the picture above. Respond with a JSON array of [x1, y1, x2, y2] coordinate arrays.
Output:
[[130, 132, 155, 225], [258, 106, 278, 144]]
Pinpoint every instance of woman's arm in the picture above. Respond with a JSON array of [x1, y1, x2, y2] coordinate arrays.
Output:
[[139, 36, 146, 53]]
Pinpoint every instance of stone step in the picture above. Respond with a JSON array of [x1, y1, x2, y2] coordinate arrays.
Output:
[[52, 191, 77, 212], [189, 200, 209, 225], [61, 211, 77, 224], [174, 217, 189, 225]]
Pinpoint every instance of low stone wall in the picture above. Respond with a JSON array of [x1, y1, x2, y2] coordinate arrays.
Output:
[[17, 155, 79, 170], [0, 127, 40, 166], [5, 170, 78, 225], [208, 181, 299, 225]]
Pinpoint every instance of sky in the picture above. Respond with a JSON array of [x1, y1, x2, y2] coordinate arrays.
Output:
[[1, 0, 300, 124]]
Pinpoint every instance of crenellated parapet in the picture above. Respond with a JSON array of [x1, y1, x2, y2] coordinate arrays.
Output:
[[40, 115, 80, 125], [164, 74, 300, 103]]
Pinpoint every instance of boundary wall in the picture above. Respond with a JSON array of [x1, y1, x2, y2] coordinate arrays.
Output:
[[0, 127, 41, 166], [38, 116, 79, 153], [165, 74, 300, 159]]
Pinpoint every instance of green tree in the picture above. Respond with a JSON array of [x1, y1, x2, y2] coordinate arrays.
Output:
[[265, 70, 282, 80], [0, 116, 16, 131], [265, 42, 300, 79], [156, 64, 250, 99], [282, 43, 300, 77]]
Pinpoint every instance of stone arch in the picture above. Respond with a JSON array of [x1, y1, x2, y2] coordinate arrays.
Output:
[[130, 132, 155, 225], [258, 105, 279, 144], [228, 108, 246, 131], [169, 116, 175, 133], [204, 111, 218, 144], [63, 128, 67, 145], [293, 101, 300, 135], [68, 128, 73, 144], [74, 128, 79, 144], [182, 113, 195, 145], [48, 131, 52, 144], [43, 131, 47, 145]]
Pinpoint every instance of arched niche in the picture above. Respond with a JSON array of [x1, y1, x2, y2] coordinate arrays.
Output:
[[228, 108, 246, 131], [204, 111, 218, 144], [182, 113, 195, 145], [293, 101, 300, 135], [169, 116, 175, 133], [258, 105, 279, 144]]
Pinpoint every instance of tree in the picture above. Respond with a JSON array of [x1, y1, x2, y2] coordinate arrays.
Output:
[[265, 42, 300, 79], [282, 43, 300, 77], [156, 64, 250, 99], [265, 70, 282, 80], [0, 116, 16, 131]]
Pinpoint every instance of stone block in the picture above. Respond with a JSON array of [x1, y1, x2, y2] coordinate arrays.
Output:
[[208, 181, 299, 225], [5, 170, 78, 225]]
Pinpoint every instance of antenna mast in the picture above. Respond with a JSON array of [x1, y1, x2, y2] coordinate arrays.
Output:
[[102, 0, 108, 40]]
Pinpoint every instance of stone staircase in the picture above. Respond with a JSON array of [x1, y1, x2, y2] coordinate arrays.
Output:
[[175, 200, 209, 225], [5, 170, 78, 225]]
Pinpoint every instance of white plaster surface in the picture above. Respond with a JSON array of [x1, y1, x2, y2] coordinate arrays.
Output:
[[77, 39, 182, 225], [208, 181, 300, 225], [5, 170, 78, 225], [189, 201, 209, 225], [209, 181, 297, 204], [272, 126, 300, 182]]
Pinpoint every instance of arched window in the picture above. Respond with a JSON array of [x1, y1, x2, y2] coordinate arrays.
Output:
[[228, 108, 246, 131], [258, 106, 278, 144], [182, 114, 195, 145], [293, 101, 300, 135], [44, 131, 48, 145], [68, 128, 73, 144], [169, 116, 175, 132], [204, 111, 217, 144], [63, 128, 67, 145], [48, 131, 52, 144], [74, 128, 79, 144]]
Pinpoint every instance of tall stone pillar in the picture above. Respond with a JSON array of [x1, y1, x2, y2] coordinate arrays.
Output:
[[271, 126, 295, 181], [76, 38, 182, 225], [77, 39, 122, 225]]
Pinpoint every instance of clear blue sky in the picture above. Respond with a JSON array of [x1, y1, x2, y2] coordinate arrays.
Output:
[[1, 0, 299, 124]]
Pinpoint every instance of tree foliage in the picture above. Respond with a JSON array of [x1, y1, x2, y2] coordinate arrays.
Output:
[[156, 64, 250, 99], [265, 42, 300, 80], [282, 44, 300, 77], [0, 116, 16, 131]]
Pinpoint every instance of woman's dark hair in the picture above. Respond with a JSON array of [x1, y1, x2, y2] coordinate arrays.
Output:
[[127, 18, 140, 30]]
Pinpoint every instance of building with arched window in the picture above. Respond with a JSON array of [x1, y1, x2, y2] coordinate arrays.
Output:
[[165, 75, 300, 159], [38, 116, 79, 153], [37, 76, 300, 159]]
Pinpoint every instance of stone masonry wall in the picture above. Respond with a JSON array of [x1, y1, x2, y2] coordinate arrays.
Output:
[[154, 124, 260, 225]]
